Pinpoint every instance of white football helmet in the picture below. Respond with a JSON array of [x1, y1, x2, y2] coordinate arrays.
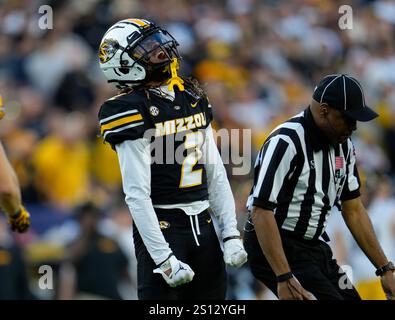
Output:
[[99, 18, 180, 88]]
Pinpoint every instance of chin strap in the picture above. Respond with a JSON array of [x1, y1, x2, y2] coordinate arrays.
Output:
[[167, 58, 184, 92]]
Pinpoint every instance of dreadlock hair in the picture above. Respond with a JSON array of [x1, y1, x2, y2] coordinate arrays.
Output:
[[117, 76, 208, 101], [182, 77, 208, 100]]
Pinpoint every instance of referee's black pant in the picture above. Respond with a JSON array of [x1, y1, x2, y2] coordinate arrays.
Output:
[[244, 226, 361, 300], [133, 208, 226, 300]]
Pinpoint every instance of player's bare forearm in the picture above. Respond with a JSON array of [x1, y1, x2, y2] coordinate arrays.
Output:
[[342, 197, 389, 268], [251, 206, 291, 275], [0, 143, 21, 215]]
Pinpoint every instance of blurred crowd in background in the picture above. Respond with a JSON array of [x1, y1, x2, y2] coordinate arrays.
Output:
[[0, 0, 394, 300]]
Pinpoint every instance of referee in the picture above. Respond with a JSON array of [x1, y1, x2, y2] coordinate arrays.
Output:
[[244, 74, 395, 300]]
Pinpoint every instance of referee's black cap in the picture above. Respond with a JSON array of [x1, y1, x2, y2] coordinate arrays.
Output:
[[312, 74, 378, 122]]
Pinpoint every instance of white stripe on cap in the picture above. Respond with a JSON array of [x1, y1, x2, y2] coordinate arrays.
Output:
[[343, 75, 347, 110], [313, 74, 337, 93], [320, 75, 342, 103], [345, 75, 365, 108], [322, 74, 341, 79]]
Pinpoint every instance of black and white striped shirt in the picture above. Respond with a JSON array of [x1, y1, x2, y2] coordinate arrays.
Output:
[[247, 107, 361, 241]]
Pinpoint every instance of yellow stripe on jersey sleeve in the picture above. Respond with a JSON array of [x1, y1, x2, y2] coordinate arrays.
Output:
[[100, 114, 143, 135]]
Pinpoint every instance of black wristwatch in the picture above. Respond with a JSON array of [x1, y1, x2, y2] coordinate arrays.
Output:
[[375, 261, 395, 277], [277, 272, 293, 283]]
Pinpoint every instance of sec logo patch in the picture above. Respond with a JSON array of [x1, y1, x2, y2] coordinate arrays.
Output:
[[150, 106, 159, 116]]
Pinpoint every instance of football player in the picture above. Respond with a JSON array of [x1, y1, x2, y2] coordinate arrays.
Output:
[[98, 19, 247, 299], [0, 95, 30, 233]]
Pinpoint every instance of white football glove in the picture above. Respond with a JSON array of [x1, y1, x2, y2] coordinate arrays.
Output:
[[223, 238, 248, 268], [153, 255, 195, 288]]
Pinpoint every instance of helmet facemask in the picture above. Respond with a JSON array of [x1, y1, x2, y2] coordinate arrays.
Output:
[[120, 26, 181, 86]]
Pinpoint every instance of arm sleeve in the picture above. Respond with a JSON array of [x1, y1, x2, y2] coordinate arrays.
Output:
[[340, 140, 361, 201], [116, 139, 172, 265], [203, 125, 240, 239], [252, 135, 297, 210]]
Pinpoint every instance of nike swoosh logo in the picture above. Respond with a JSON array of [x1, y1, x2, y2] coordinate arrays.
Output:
[[207, 218, 212, 224], [174, 264, 187, 276], [191, 101, 198, 108]]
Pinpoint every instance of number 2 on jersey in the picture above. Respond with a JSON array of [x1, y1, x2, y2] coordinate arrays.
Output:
[[179, 131, 204, 188]]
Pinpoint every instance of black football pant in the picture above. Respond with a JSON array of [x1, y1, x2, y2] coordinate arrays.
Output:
[[244, 227, 361, 300], [133, 208, 226, 300]]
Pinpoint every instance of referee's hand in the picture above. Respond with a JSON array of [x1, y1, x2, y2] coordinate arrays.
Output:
[[380, 271, 395, 300], [278, 276, 316, 300]]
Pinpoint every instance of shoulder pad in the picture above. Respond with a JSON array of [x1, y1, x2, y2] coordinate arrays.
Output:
[[98, 94, 147, 147]]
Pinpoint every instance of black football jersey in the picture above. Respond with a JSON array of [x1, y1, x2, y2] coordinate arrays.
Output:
[[98, 85, 213, 205]]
